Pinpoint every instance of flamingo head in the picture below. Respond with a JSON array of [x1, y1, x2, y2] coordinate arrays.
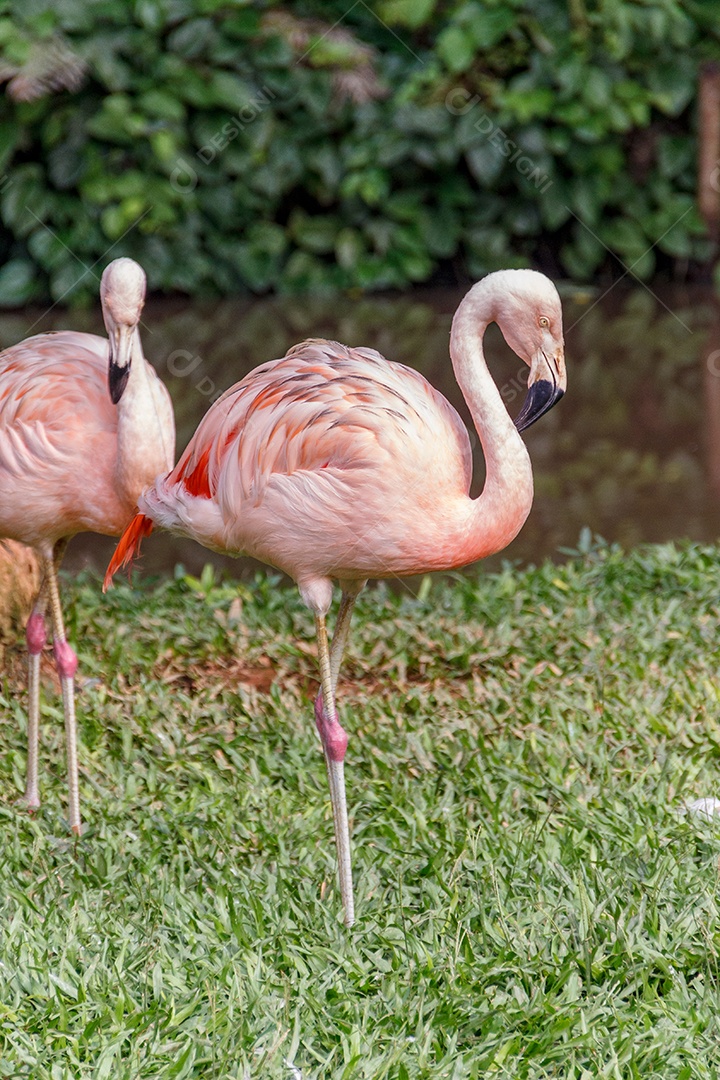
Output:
[[487, 269, 567, 432], [100, 258, 147, 404]]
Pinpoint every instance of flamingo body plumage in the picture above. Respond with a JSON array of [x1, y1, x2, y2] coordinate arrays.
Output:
[[0, 332, 172, 543], [107, 268, 567, 925], [142, 342, 491, 578], [1, 258, 175, 833]]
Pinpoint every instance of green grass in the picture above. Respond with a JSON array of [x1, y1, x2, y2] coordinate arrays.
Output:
[[2, 538, 720, 1079]]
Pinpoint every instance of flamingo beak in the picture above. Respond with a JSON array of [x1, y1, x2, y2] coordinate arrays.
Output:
[[108, 324, 133, 404], [515, 346, 566, 433]]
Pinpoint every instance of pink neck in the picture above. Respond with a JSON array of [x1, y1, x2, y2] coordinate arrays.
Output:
[[448, 287, 534, 563]]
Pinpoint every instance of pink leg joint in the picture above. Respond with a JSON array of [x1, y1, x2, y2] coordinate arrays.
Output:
[[315, 691, 348, 763], [54, 639, 78, 679], [26, 612, 47, 655]]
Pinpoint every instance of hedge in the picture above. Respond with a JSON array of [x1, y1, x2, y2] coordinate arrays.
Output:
[[0, 0, 718, 305]]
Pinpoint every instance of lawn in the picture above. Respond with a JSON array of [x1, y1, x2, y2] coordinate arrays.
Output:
[[1, 537, 720, 1079]]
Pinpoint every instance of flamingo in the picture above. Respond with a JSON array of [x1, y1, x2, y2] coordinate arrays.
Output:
[[0, 257, 175, 834], [105, 268, 566, 925]]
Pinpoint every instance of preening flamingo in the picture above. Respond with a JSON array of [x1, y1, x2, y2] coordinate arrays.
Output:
[[0, 257, 175, 834], [105, 268, 566, 925]]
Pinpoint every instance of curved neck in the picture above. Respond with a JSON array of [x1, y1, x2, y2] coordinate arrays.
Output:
[[449, 289, 534, 561], [114, 330, 173, 504]]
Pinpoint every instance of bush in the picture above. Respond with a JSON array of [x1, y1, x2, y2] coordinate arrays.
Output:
[[0, 0, 717, 305]]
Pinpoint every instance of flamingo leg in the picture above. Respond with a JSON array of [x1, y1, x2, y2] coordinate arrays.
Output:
[[315, 611, 354, 927], [24, 574, 49, 811], [42, 541, 81, 835], [314, 584, 363, 724]]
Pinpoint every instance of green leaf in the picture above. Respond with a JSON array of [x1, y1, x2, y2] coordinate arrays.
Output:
[[94, 1045, 119, 1080], [470, 7, 515, 49], [209, 71, 256, 111], [223, 10, 261, 38], [465, 144, 504, 186], [379, 0, 436, 29], [138, 89, 186, 122], [0, 119, 19, 173], [501, 87, 554, 122], [601, 218, 647, 259], [166, 17, 216, 59], [580, 67, 613, 111], [657, 228, 691, 258], [657, 136, 692, 180], [647, 60, 694, 115], [100, 198, 147, 240], [0, 259, 36, 306], [340, 169, 389, 206], [289, 210, 339, 254], [437, 25, 476, 73], [569, 177, 601, 226]]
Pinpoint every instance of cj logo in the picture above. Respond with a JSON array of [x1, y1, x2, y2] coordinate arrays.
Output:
[[169, 159, 198, 194]]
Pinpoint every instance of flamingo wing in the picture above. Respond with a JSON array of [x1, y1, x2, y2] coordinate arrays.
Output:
[[173, 340, 470, 500], [134, 339, 473, 578], [0, 332, 121, 542], [0, 332, 114, 434]]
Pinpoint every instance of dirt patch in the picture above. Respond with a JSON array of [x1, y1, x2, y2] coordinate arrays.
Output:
[[156, 650, 473, 702], [161, 655, 278, 694]]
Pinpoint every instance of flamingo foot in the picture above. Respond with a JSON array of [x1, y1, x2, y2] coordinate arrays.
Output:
[[53, 639, 78, 679], [314, 691, 348, 763], [26, 612, 47, 655], [16, 791, 40, 813]]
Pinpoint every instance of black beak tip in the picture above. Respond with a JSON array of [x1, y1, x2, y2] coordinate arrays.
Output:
[[514, 380, 564, 433], [108, 362, 130, 405]]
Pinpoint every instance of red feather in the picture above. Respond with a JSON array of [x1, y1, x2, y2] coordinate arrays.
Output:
[[103, 513, 153, 591]]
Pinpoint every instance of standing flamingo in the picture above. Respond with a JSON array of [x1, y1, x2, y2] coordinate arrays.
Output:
[[105, 268, 566, 925], [0, 257, 175, 834]]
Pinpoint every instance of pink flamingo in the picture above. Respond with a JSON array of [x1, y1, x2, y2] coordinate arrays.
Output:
[[0, 258, 175, 834], [105, 268, 566, 925]]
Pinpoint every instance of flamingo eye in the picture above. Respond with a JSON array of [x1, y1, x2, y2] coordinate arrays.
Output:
[[539, 316, 549, 328]]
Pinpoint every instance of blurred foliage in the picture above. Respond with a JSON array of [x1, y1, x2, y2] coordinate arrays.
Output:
[[0, 0, 718, 305]]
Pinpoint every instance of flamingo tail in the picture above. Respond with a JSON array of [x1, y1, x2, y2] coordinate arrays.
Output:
[[103, 513, 154, 591]]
